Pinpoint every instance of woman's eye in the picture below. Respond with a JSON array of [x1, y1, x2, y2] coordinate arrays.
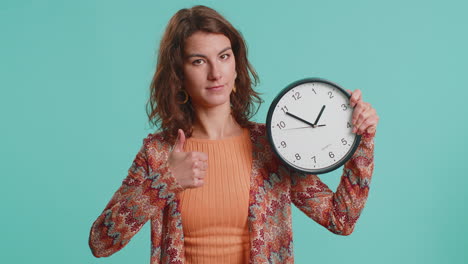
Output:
[[220, 54, 230, 60], [192, 59, 204, 65]]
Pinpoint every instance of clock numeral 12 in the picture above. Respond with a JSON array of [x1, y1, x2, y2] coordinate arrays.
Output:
[[292, 92, 302, 100]]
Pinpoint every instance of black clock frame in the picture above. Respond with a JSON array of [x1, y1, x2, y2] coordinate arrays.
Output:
[[266, 77, 362, 175]]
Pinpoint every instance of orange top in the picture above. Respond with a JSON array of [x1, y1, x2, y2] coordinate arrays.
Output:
[[177, 128, 252, 264]]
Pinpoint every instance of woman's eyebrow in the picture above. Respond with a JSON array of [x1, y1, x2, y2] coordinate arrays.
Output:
[[186, 47, 232, 59]]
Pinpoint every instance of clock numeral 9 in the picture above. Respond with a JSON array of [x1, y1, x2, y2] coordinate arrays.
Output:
[[328, 91, 334, 99], [276, 121, 286, 129], [341, 138, 347, 145], [329, 152, 335, 158], [341, 104, 348, 111], [295, 153, 301, 160], [280, 141, 287, 148], [292, 92, 302, 100]]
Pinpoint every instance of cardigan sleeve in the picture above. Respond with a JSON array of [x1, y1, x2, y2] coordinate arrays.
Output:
[[88, 138, 183, 257], [289, 132, 375, 235]]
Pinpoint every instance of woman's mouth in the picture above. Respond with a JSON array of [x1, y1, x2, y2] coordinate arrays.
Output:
[[206, 85, 224, 91]]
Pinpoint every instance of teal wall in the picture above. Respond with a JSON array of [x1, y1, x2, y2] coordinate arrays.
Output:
[[1, 0, 467, 263]]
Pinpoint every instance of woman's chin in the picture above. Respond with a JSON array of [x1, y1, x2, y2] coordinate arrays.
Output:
[[194, 96, 231, 109]]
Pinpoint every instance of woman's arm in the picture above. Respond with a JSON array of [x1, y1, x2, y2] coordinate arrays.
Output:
[[88, 141, 183, 257], [290, 89, 378, 235], [290, 132, 375, 235]]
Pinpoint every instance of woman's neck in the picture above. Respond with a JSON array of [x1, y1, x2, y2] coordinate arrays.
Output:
[[191, 103, 242, 140]]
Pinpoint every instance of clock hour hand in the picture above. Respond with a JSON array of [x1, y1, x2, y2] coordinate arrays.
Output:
[[285, 112, 316, 128], [313, 105, 326, 126]]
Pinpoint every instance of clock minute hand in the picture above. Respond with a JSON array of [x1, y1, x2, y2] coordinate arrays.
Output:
[[313, 105, 326, 126], [285, 112, 316, 128]]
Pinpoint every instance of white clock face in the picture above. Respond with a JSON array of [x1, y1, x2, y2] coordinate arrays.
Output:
[[267, 79, 360, 174]]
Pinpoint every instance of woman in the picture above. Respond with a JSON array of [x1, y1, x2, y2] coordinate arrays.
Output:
[[89, 5, 379, 264]]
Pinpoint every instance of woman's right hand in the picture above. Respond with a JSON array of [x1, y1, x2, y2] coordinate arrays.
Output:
[[168, 129, 208, 189]]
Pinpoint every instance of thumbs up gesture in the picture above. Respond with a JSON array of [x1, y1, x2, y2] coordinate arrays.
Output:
[[168, 129, 208, 189]]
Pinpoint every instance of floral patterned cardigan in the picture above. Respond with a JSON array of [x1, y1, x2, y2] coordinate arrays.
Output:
[[89, 122, 375, 263]]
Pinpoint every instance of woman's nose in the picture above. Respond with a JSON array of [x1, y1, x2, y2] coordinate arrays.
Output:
[[208, 62, 221, 80]]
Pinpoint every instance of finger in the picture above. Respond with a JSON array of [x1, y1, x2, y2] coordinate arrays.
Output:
[[191, 151, 208, 161], [354, 104, 372, 130], [193, 160, 208, 171], [194, 169, 206, 179], [172, 129, 186, 153], [366, 125, 377, 134], [194, 160, 208, 171], [191, 178, 204, 188], [352, 101, 366, 126], [356, 115, 378, 135], [366, 114, 379, 134], [350, 89, 362, 107]]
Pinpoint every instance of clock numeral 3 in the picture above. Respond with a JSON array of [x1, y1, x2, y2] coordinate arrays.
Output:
[[292, 92, 302, 100], [341, 104, 348, 111], [276, 121, 286, 129]]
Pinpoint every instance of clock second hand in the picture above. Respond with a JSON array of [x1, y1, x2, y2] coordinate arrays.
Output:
[[283, 125, 326, 130]]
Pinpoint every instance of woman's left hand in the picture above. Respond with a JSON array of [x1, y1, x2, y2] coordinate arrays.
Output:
[[348, 89, 379, 135]]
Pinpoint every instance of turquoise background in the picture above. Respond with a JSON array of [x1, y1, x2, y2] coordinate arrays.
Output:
[[1, 0, 467, 263]]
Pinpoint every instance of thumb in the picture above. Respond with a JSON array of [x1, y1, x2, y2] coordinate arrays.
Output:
[[173, 129, 186, 153]]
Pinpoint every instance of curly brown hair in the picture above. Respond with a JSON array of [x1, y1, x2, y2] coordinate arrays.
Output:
[[146, 5, 262, 144]]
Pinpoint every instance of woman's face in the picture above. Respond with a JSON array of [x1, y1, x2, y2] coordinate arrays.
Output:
[[182, 31, 236, 109]]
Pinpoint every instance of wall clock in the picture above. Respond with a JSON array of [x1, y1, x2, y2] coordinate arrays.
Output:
[[266, 78, 361, 174]]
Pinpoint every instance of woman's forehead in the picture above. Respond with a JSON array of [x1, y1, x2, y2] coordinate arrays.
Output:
[[184, 32, 231, 56]]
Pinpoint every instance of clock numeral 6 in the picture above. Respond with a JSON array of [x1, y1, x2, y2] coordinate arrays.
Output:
[[329, 152, 335, 158], [341, 138, 347, 145], [292, 92, 302, 100], [276, 121, 286, 129], [295, 153, 301, 160], [280, 141, 287, 148]]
